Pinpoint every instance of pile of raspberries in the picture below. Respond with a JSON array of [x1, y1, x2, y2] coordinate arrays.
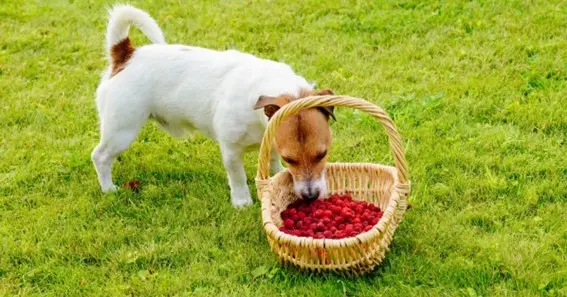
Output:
[[279, 193, 383, 239]]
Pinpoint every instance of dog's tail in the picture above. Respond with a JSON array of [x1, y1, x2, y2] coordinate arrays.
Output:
[[105, 5, 165, 62]]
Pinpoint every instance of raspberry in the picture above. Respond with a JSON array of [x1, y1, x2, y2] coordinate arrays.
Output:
[[334, 216, 344, 224], [321, 217, 331, 225], [284, 219, 294, 229], [303, 217, 313, 225], [323, 230, 333, 238], [288, 208, 297, 216], [364, 225, 373, 232], [310, 223, 317, 231], [353, 217, 361, 224], [297, 211, 306, 220], [296, 221, 304, 229], [323, 210, 333, 217], [314, 233, 324, 239], [341, 208, 353, 219], [314, 209, 325, 218]]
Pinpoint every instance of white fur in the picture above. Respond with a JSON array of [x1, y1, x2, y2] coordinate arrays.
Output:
[[292, 171, 327, 201], [92, 5, 313, 207]]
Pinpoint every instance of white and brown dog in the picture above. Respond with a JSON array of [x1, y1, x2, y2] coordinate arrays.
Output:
[[92, 5, 335, 207]]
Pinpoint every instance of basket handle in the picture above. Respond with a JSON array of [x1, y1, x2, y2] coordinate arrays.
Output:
[[255, 95, 409, 185]]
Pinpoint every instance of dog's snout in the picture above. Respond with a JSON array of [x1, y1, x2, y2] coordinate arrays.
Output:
[[293, 174, 327, 202], [301, 188, 320, 201]]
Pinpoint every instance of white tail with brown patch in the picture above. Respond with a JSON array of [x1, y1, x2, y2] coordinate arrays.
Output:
[[106, 4, 165, 60]]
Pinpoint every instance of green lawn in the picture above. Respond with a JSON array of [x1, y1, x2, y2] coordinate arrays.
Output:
[[1, 0, 566, 296]]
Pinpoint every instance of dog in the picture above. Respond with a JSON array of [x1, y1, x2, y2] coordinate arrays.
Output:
[[91, 5, 335, 207]]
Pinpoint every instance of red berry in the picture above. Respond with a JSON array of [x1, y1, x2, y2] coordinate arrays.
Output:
[[334, 216, 344, 223], [304, 217, 313, 225], [310, 223, 317, 231], [316, 222, 325, 231], [353, 217, 361, 224], [321, 217, 331, 225], [364, 225, 373, 232], [314, 233, 324, 239], [323, 230, 333, 238], [323, 210, 333, 217], [345, 224, 354, 233], [338, 224, 345, 230], [292, 230, 302, 236], [289, 208, 297, 216], [296, 221, 304, 229], [341, 208, 353, 219], [314, 209, 325, 218], [284, 219, 294, 229], [306, 230, 314, 237], [297, 211, 306, 220], [354, 223, 363, 232]]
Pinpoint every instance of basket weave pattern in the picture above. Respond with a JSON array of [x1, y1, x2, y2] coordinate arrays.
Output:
[[255, 95, 410, 275]]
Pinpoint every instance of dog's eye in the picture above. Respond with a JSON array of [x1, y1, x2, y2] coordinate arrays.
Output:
[[282, 157, 298, 166], [314, 150, 327, 162]]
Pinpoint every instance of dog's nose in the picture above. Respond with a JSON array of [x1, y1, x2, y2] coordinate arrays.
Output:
[[301, 189, 320, 201]]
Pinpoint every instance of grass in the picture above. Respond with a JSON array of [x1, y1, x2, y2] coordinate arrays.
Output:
[[1, 0, 566, 296]]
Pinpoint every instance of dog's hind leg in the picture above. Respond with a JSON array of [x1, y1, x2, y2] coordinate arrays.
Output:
[[92, 100, 147, 193]]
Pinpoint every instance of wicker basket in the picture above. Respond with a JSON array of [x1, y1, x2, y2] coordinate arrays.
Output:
[[255, 95, 411, 275]]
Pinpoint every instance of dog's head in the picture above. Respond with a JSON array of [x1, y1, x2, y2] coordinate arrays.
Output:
[[254, 88, 335, 201]]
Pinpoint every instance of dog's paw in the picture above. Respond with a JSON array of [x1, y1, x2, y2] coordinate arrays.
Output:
[[102, 184, 118, 193], [270, 162, 285, 175], [231, 194, 253, 208]]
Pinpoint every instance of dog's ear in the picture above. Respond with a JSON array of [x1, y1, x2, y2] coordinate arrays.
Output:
[[254, 95, 290, 119], [313, 89, 336, 121], [314, 88, 334, 96], [317, 106, 336, 121]]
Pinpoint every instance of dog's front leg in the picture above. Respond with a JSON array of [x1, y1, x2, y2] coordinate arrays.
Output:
[[270, 149, 285, 175], [220, 145, 252, 208]]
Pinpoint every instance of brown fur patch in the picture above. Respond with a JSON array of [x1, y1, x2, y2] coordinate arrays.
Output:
[[110, 38, 135, 77], [275, 108, 331, 181]]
